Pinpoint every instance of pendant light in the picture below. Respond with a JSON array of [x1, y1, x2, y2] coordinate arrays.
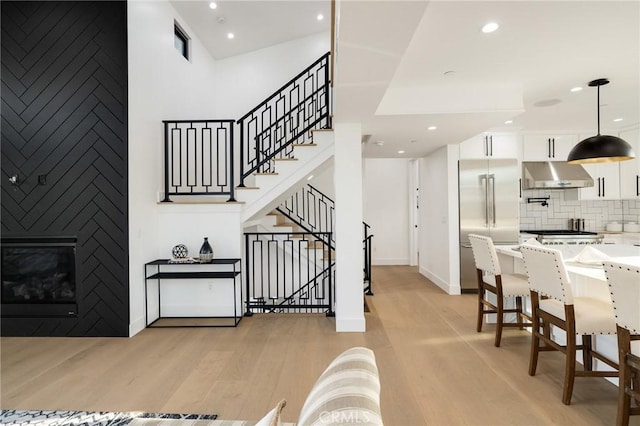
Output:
[[567, 78, 635, 164]]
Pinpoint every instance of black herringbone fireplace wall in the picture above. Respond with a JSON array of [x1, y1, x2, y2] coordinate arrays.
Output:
[[1, 1, 129, 336]]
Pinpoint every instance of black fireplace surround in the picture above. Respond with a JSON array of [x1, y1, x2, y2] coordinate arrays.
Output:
[[1, 237, 78, 318]]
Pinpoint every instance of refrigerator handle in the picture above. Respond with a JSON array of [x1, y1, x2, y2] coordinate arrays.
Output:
[[480, 174, 489, 227], [489, 174, 496, 227]]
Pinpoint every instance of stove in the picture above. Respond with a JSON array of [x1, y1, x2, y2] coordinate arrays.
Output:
[[522, 229, 604, 245]]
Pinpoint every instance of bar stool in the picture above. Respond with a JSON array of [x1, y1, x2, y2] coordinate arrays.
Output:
[[468, 234, 531, 347], [604, 261, 640, 426], [520, 245, 618, 405]]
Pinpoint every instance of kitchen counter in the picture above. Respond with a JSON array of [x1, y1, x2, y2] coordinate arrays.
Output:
[[496, 243, 640, 291]]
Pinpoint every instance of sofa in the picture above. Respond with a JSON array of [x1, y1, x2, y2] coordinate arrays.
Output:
[[130, 347, 383, 426]]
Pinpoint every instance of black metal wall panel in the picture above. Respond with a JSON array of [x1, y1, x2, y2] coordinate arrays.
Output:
[[1, 1, 129, 336]]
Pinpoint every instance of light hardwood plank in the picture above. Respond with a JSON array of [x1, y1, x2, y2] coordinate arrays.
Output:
[[1, 266, 637, 425]]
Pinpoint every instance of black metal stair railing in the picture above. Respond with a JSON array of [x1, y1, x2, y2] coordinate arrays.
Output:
[[161, 53, 332, 202], [276, 184, 373, 294], [276, 184, 335, 249], [244, 231, 333, 315], [162, 120, 235, 202], [363, 223, 373, 295], [237, 52, 331, 187]]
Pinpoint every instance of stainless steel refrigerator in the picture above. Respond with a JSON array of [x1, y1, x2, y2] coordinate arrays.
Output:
[[459, 159, 519, 292]]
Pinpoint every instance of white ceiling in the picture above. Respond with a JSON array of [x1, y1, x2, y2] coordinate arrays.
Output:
[[336, 0, 640, 158], [172, 0, 640, 159], [170, 0, 330, 59]]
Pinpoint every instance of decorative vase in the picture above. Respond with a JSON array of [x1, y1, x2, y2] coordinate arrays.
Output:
[[172, 244, 189, 259], [199, 237, 214, 263]]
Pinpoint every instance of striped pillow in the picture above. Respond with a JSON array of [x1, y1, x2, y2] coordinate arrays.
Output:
[[297, 347, 382, 426]]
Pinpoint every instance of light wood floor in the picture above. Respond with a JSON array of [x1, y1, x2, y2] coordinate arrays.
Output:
[[1, 266, 637, 425]]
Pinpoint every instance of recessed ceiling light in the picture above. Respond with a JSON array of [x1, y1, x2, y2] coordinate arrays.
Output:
[[443, 70, 455, 76], [570, 86, 583, 92], [481, 22, 499, 33], [398, 150, 405, 154], [307, 175, 314, 181], [375, 141, 384, 146], [427, 126, 437, 131], [317, 14, 324, 21], [209, 2, 217, 9], [613, 118, 624, 122], [227, 32, 234, 39], [504, 120, 513, 124]]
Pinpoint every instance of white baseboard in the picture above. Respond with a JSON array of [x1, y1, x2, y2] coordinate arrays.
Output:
[[419, 266, 461, 295], [129, 315, 146, 337], [372, 258, 409, 266]]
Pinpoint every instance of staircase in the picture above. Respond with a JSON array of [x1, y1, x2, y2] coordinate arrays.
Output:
[[160, 53, 333, 225], [234, 129, 334, 222], [244, 210, 334, 315], [158, 53, 371, 316], [242, 184, 373, 315]]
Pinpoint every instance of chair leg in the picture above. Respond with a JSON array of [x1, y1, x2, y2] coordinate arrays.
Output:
[[516, 296, 524, 330], [562, 308, 578, 405], [529, 295, 541, 376], [582, 335, 593, 372], [476, 270, 484, 333], [617, 327, 632, 426], [495, 295, 504, 347]]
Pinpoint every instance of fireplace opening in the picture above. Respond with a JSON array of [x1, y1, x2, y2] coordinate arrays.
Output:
[[1, 237, 78, 317]]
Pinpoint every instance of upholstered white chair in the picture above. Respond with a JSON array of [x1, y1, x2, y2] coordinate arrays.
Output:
[[468, 234, 531, 347], [520, 245, 618, 405], [604, 261, 640, 426]]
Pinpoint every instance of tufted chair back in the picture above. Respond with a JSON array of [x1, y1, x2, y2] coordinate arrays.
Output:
[[603, 261, 640, 335], [469, 234, 501, 276], [520, 245, 574, 305]]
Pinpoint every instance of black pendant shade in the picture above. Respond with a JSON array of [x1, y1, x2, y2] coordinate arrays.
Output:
[[567, 78, 635, 164]]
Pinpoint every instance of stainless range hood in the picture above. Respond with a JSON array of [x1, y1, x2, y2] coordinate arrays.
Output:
[[522, 161, 594, 189]]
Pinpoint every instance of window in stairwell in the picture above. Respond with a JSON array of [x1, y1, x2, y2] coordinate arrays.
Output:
[[174, 21, 190, 60]]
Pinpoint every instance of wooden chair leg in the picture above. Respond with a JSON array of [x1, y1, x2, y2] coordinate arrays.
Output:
[[582, 335, 593, 371], [495, 285, 504, 347], [476, 270, 484, 333], [516, 296, 524, 330], [617, 327, 632, 426], [529, 294, 541, 376], [476, 291, 484, 333], [562, 310, 577, 405]]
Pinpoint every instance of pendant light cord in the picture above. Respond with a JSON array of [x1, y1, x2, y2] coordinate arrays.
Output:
[[596, 84, 601, 136]]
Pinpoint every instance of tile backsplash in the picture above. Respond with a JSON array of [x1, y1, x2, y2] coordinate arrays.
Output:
[[520, 189, 640, 231]]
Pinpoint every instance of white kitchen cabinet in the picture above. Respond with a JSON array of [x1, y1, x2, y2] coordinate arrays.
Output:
[[619, 126, 640, 199], [579, 162, 620, 200], [522, 134, 578, 161], [459, 133, 519, 159]]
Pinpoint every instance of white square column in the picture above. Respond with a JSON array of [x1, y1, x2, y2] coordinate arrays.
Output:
[[334, 123, 365, 332]]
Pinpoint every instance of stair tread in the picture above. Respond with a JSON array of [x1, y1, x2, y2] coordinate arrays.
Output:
[[311, 128, 333, 133], [273, 158, 298, 161], [157, 200, 245, 205], [253, 172, 279, 176], [235, 186, 260, 190], [292, 143, 317, 147]]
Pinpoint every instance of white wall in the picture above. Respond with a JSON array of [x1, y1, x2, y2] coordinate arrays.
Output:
[[128, 3, 331, 336], [215, 33, 330, 119], [363, 158, 411, 265], [419, 145, 460, 295], [128, 1, 233, 336]]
